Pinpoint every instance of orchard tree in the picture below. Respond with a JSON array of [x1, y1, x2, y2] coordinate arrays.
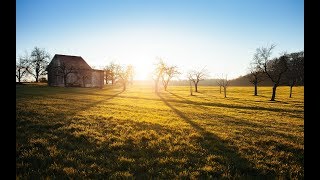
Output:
[[161, 65, 180, 91], [216, 74, 229, 98], [26, 47, 50, 82], [114, 64, 134, 91], [187, 72, 194, 95], [104, 61, 117, 85], [152, 58, 166, 93], [187, 67, 209, 92], [247, 62, 265, 96], [16, 53, 29, 83], [285, 51, 304, 98], [78, 69, 91, 87], [126, 64, 135, 85], [47, 62, 78, 87], [255, 44, 288, 101]]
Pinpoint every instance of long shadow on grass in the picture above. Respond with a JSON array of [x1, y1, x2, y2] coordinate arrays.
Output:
[[167, 91, 192, 102], [156, 92, 265, 177], [16, 89, 126, 178], [43, 89, 124, 119], [160, 92, 303, 113], [20, 115, 262, 179], [16, 89, 125, 135], [69, 90, 300, 114], [166, 92, 302, 143]]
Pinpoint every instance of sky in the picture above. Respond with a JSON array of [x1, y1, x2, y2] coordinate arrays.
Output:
[[16, 0, 304, 80]]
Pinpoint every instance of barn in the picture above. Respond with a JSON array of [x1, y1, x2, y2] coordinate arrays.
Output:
[[46, 54, 104, 88]]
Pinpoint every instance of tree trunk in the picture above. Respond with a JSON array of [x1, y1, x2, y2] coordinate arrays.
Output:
[[271, 84, 277, 101], [189, 81, 193, 95], [105, 73, 108, 85], [17, 69, 21, 83], [64, 75, 67, 87], [36, 74, 39, 82], [254, 83, 258, 96], [164, 84, 168, 91], [289, 85, 293, 98], [220, 86, 221, 94], [123, 83, 126, 91], [195, 83, 198, 92], [224, 86, 227, 98], [17, 70, 21, 83]]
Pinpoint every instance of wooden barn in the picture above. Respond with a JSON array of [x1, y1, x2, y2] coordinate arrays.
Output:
[[46, 54, 104, 88]]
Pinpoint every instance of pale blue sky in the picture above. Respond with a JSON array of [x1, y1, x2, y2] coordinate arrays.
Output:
[[16, 0, 304, 80]]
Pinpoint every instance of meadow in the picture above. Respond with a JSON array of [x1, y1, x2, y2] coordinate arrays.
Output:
[[16, 84, 304, 179]]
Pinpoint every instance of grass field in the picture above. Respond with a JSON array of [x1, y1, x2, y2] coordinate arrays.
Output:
[[16, 84, 304, 179]]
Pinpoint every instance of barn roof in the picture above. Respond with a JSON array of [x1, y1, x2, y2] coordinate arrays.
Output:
[[51, 54, 92, 70]]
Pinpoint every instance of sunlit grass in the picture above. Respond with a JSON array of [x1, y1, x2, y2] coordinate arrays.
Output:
[[16, 84, 304, 179]]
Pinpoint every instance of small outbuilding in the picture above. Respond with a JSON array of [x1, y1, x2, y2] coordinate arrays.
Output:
[[47, 54, 104, 88]]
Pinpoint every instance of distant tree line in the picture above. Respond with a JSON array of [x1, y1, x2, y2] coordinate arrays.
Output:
[[17, 45, 303, 100]]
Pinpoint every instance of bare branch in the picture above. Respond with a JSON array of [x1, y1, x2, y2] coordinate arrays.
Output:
[[187, 67, 209, 92], [216, 74, 229, 97], [26, 47, 50, 82]]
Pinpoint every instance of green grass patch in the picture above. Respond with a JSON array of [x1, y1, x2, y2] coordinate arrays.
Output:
[[16, 84, 304, 179]]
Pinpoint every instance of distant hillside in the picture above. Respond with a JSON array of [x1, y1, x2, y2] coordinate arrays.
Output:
[[229, 73, 304, 86], [168, 79, 220, 86], [168, 73, 303, 86], [228, 74, 273, 86], [168, 76, 272, 86]]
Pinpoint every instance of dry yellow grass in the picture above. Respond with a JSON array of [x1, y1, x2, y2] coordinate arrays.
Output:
[[16, 84, 304, 178]]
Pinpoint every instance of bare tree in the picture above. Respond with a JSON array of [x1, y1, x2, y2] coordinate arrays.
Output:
[[104, 69, 111, 84], [104, 62, 117, 85], [50, 62, 78, 87], [152, 58, 166, 93], [26, 47, 50, 82], [187, 72, 193, 95], [16, 53, 29, 83], [255, 44, 288, 101], [247, 63, 265, 96], [161, 65, 180, 91], [126, 64, 135, 85], [114, 64, 134, 91], [285, 51, 304, 98], [216, 74, 229, 98], [188, 67, 209, 92], [78, 69, 92, 87]]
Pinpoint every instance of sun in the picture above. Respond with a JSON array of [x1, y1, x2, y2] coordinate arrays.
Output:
[[131, 60, 154, 81]]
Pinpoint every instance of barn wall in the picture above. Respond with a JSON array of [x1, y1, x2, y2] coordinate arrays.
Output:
[[47, 56, 104, 88], [47, 58, 64, 87], [91, 70, 104, 88], [67, 73, 82, 86]]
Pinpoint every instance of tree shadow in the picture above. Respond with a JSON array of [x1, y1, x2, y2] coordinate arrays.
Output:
[[164, 92, 302, 142], [17, 88, 126, 178], [16, 87, 302, 178], [158, 92, 302, 114], [156, 92, 266, 177], [42, 89, 125, 120], [167, 91, 194, 102]]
